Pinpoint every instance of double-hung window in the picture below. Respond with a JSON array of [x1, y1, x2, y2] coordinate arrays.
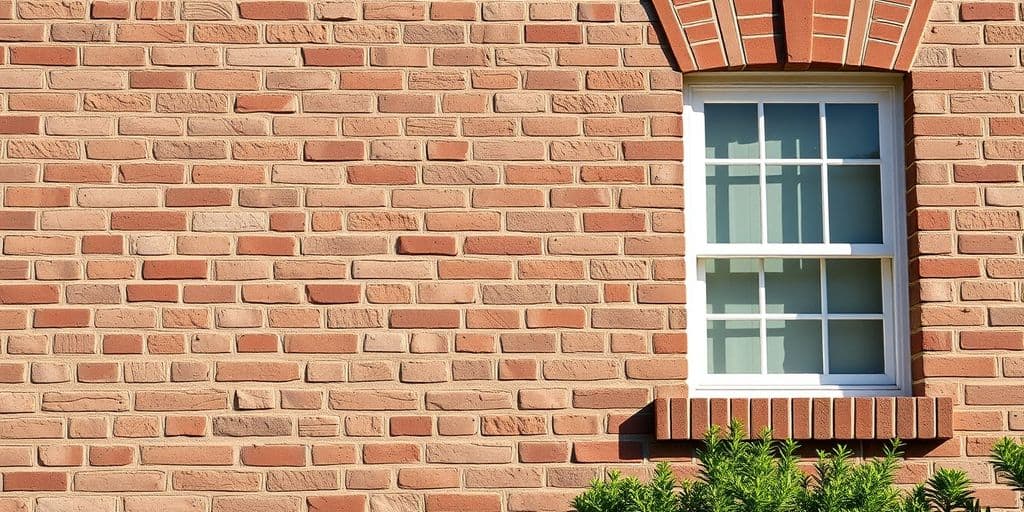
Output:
[[684, 76, 909, 397]]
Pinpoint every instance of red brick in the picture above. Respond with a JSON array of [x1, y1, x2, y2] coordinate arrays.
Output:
[[304, 141, 364, 161], [302, 47, 364, 67], [239, 1, 309, 20], [2, 471, 67, 491], [427, 140, 469, 161], [390, 309, 460, 329], [961, 2, 1016, 21], [308, 496, 367, 512], [425, 494, 500, 512], [0, 116, 40, 135], [92, 1, 131, 18], [0, 285, 59, 305], [397, 236, 458, 256], [142, 260, 208, 280], [240, 445, 305, 466], [525, 25, 583, 43], [237, 236, 296, 256], [10, 46, 77, 65], [34, 309, 90, 328], [464, 236, 542, 255], [431, 2, 476, 20]]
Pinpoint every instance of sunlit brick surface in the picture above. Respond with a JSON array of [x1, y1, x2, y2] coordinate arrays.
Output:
[[0, 1, 1022, 511]]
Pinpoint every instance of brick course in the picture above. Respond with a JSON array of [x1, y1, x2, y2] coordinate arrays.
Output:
[[0, 0, 1022, 511]]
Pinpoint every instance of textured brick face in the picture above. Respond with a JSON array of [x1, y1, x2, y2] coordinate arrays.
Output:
[[0, 0, 1020, 511], [907, 4, 1024, 510]]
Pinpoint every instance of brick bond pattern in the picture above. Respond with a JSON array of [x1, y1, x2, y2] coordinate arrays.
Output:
[[0, 1, 1020, 511]]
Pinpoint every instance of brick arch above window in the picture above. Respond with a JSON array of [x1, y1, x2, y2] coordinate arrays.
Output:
[[651, 0, 935, 73]]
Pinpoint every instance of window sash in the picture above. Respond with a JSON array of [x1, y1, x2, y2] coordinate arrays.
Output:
[[683, 79, 909, 398], [698, 257, 895, 379]]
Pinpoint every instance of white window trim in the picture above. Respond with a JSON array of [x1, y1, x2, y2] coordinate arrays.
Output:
[[683, 73, 910, 398]]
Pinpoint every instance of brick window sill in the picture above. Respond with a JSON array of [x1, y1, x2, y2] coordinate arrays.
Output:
[[654, 397, 953, 441]]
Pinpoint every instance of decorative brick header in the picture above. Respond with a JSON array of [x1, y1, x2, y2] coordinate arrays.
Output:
[[651, 0, 935, 72], [654, 397, 953, 441]]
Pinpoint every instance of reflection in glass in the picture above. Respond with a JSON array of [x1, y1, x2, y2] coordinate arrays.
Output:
[[765, 103, 820, 159], [766, 165, 823, 243], [707, 165, 760, 243], [826, 103, 880, 159], [705, 103, 759, 159], [706, 259, 759, 314], [828, 319, 885, 374], [708, 320, 760, 374], [764, 258, 821, 314], [767, 320, 823, 373], [826, 259, 883, 314], [828, 165, 882, 243]]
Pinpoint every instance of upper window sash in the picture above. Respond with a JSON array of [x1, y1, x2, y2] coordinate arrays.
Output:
[[684, 86, 900, 256]]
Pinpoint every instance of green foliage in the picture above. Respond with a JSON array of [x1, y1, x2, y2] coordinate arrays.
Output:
[[572, 462, 679, 512], [902, 485, 931, 512], [629, 462, 681, 512], [923, 468, 981, 512], [991, 437, 1024, 491], [571, 424, 1024, 512], [801, 440, 907, 512], [572, 469, 634, 512], [679, 421, 805, 512]]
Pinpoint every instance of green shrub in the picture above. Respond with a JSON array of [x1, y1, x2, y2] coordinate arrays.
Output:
[[571, 462, 678, 512], [678, 424, 805, 512], [800, 441, 907, 512], [992, 437, 1024, 491], [571, 422, 1023, 512], [919, 468, 985, 512]]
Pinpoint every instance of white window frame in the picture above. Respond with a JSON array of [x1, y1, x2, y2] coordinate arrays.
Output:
[[683, 73, 910, 398]]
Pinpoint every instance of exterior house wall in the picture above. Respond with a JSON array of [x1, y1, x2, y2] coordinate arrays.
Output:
[[0, 1, 1020, 511]]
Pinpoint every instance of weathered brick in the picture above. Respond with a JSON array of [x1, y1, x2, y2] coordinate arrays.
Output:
[[0, 2, 1013, 507]]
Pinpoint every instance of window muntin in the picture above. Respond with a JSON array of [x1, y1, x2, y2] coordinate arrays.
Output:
[[684, 80, 909, 397]]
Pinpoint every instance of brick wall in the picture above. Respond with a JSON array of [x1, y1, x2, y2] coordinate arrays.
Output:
[[907, 3, 1024, 509], [0, 1, 1020, 511]]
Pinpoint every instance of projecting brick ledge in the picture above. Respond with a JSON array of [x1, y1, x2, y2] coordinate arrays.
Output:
[[654, 397, 953, 441]]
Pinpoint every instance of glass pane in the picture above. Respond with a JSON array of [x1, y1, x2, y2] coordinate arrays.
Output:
[[826, 259, 883, 314], [764, 103, 820, 159], [708, 320, 761, 374], [706, 165, 761, 243], [827, 165, 882, 243], [765, 258, 821, 314], [705, 103, 758, 159], [706, 258, 759, 314], [828, 319, 884, 374], [766, 165, 823, 243], [825, 103, 879, 159], [767, 320, 823, 374]]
